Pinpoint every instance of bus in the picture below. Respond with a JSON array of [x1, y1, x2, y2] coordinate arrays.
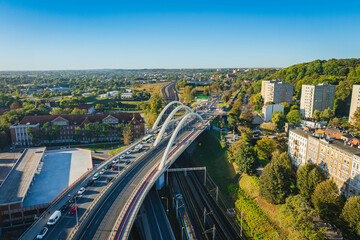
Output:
[[142, 134, 152, 143]]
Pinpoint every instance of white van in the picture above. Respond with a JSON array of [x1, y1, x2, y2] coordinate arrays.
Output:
[[47, 210, 61, 225]]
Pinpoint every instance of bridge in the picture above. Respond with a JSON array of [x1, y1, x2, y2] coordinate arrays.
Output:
[[20, 100, 218, 240]]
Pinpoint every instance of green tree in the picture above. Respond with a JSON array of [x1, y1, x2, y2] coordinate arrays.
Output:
[[229, 140, 257, 174], [297, 163, 327, 202], [259, 161, 292, 204], [240, 127, 253, 142], [272, 151, 293, 173], [340, 196, 360, 239], [255, 137, 276, 161], [280, 195, 325, 240], [272, 110, 285, 130], [312, 110, 321, 120], [252, 94, 263, 110], [320, 108, 335, 122], [286, 110, 302, 125], [279, 102, 290, 115], [312, 180, 345, 220]]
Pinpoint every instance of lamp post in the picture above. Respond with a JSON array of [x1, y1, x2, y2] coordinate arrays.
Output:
[[161, 197, 169, 214]]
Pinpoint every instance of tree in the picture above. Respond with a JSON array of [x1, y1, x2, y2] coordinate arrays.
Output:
[[240, 127, 253, 142], [297, 163, 327, 202], [340, 196, 360, 239], [280, 195, 325, 240], [286, 110, 302, 125], [229, 140, 257, 174], [329, 117, 341, 128], [351, 106, 360, 131], [312, 110, 321, 120], [95, 104, 105, 112], [255, 137, 276, 161], [122, 123, 132, 145], [252, 94, 263, 110], [312, 180, 345, 220], [279, 102, 290, 115], [10, 101, 21, 110], [259, 161, 292, 204], [320, 108, 335, 122], [271, 110, 285, 130], [272, 151, 293, 173]]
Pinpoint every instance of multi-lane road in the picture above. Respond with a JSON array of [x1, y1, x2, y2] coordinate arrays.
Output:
[[161, 81, 178, 104]]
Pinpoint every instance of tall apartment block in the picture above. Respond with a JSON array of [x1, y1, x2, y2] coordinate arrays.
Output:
[[261, 80, 293, 105], [349, 85, 360, 124], [299, 84, 335, 118]]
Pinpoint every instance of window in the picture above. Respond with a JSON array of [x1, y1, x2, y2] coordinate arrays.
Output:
[[334, 160, 337, 166]]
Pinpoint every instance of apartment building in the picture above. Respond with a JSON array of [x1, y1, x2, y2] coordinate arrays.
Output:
[[299, 84, 335, 118], [289, 128, 360, 198], [349, 85, 360, 124], [261, 80, 293, 104], [288, 129, 310, 167], [262, 104, 284, 122]]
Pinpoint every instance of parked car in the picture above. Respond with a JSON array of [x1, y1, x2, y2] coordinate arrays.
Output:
[[77, 187, 86, 195], [92, 173, 100, 180], [113, 158, 119, 164], [106, 177, 114, 183], [100, 169, 106, 175], [120, 154, 126, 159], [86, 179, 94, 186], [60, 203, 70, 213], [126, 150, 132, 154], [36, 227, 48, 239], [111, 167, 117, 171], [69, 206, 78, 215]]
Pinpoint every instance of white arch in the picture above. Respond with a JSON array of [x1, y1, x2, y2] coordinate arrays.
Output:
[[158, 112, 205, 170], [151, 101, 183, 132], [153, 105, 193, 147]]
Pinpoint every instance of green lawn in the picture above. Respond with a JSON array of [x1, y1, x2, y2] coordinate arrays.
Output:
[[190, 130, 237, 195]]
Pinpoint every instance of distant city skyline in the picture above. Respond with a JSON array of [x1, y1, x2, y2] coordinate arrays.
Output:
[[1, 0, 360, 70]]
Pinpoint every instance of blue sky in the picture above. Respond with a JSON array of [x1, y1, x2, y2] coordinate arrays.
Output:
[[1, 0, 360, 70]]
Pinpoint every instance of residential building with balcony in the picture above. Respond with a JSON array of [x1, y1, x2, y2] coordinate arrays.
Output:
[[261, 80, 293, 104]]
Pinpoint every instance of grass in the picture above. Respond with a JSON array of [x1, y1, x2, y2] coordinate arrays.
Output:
[[79, 142, 123, 151], [133, 82, 168, 95], [109, 145, 127, 155], [190, 129, 237, 196]]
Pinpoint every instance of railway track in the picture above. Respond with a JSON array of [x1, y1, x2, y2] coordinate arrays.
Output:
[[172, 168, 242, 240]]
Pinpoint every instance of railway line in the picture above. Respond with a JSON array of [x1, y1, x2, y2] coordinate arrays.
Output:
[[162, 81, 178, 104], [171, 166, 243, 240]]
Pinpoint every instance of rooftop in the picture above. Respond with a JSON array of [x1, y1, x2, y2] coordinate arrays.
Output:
[[23, 148, 92, 206], [290, 128, 311, 138], [0, 148, 46, 205]]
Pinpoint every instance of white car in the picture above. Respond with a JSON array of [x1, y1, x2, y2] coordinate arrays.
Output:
[[77, 187, 86, 195], [120, 154, 126, 159], [36, 227, 48, 239], [100, 169, 106, 175], [126, 150, 132, 154], [113, 158, 119, 163]]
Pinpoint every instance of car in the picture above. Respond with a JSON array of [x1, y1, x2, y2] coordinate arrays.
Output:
[[68, 196, 76, 204], [92, 173, 100, 180], [109, 154, 114, 157], [36, 227, 48, 239], [86, 179, 94, 186], [106, 177, 114, 183], [77, 187, 86, 195], [126, 150, 131, 154], [120, 154, 126, 159], [60, 203, 70, 213], [113, 158, 119, 164], [100, 169, 106, 175], [111, 167, 117, 171], [69, 206, 78, 215]]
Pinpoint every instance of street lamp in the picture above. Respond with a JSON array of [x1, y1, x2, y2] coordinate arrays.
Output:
[[161, 197, 169, 214]]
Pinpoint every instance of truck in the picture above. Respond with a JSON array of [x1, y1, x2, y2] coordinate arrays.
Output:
[[133, 144, 143, 152]]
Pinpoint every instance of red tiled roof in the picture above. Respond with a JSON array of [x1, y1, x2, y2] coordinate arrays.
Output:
[[19, 113, 143, 125]]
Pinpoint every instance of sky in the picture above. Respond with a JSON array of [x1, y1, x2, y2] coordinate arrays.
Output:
[[1, 0, 360, 70]]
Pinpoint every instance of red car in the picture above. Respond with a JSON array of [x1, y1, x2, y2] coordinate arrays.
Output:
[[69, 206, 78, 215], [109, 154, 114, 157], [111, 167, 117, 171]]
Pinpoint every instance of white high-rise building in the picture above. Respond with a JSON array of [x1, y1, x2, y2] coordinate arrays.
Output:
[[299, 84, 335, 118], [261, 80, 293, 105], [349, 85, 360, 124]]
